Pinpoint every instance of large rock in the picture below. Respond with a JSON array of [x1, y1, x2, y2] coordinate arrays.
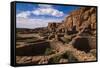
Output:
[[70, 36, 96, 52], [47, 22, 62, 32], [63, 7, 96, 35], [47, 7, 96, 36]]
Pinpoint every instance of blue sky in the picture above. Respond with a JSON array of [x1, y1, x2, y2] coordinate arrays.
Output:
[[16, 3, 79, 29]]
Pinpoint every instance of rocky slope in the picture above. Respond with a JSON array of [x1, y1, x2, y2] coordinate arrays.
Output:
[[64, 7, 96, 35], [16, 7, 97, 64], [48, 7, 96, 35], [47, 7, 97, 50]]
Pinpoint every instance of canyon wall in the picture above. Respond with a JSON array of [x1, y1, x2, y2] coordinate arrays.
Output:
[[47, 7, 97, 35]]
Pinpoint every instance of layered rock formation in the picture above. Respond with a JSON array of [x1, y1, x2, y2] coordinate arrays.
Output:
[[47, 7, 96, 35], [64, 7, 96, 35], [47, 22, 64, 32], [47, 7, 97, 50], [16, 7, 97, 64]]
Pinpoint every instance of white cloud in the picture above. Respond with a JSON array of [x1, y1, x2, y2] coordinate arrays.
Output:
[[16, 4, 64, 18], [16, 4, 64, 28], [32, 5, 64, 17], [16, 11, 31, 18], [38, 4, 52, 8], [32, 8, 64, 17], [16, 17, 63, 29]]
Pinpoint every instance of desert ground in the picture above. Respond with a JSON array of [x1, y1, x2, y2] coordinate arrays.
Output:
[[16, 7, 97, 65]]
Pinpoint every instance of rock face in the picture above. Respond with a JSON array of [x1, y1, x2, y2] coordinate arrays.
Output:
[[64, 7, 96, 35], [64, 7, 97, 51], [47, 7, 96, 35], [48, 22, 63, 33], [69, 36, 96, 52], [16, 7, 97, 65], [47, 7, 97, 51]]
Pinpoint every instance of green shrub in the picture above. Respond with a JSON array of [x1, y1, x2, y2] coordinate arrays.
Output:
[[45, 48, 54, 55], [62, 51, 78, 62], [48, 51, 78, 63], [60, 37, 71, 44], [65, 38, 71, 44], [48, 55, 62, 63], [90, 49, 96, 57]]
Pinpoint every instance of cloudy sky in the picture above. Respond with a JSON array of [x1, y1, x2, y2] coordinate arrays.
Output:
[[16, 3, 79, 29]]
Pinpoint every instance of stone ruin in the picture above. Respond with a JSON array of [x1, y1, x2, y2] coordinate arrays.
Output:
[[16, 7, 97, 64]]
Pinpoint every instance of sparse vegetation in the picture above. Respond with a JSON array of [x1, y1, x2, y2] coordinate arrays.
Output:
[[16, 7, 97, 64], [60, 37, 71, 44], [48, 55, 62, 63], [62, 51, 78, 62], [45, 48, 55, 55], [90, 49, 96, 57]]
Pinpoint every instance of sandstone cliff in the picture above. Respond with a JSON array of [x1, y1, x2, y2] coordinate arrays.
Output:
[[16, 7, 97, 64], [47, 7, 96, 35], [64, 7, 96, 35]]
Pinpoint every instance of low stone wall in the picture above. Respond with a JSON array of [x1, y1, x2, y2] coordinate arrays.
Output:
[[16, 41, 51, 56]]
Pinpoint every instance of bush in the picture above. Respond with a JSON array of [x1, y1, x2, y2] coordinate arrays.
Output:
[[60, 37, 71, 44], [62, 51, 78, 62], [45, 48, 54, 55], [65, 38, 71, 44], [48, 55, 62, 63], [48, 51, 78, 63], [90, 49, 96, 57]]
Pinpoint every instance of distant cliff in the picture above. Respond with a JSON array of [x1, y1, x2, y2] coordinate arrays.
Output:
[[47, 7, 96, 35]]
